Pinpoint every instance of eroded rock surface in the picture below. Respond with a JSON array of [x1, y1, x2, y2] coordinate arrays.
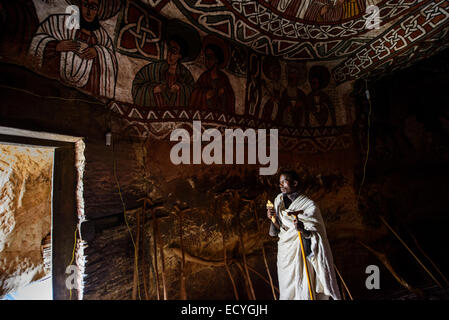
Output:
[[0, 144, 53, 298]]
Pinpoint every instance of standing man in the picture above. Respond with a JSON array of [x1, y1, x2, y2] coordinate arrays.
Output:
[[267, 170, 341, 300]]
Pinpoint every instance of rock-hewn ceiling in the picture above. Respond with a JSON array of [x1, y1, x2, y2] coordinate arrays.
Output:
[[154, 0, 449, 83]]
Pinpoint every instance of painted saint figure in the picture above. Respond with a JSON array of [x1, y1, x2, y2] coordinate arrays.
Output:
[[132, 36, 195, 108], [304, 66, 337, 128], [259, 57, 283, 123], [189, 43, 235, 114], [279, 63, 307, 127], [341, 0, 367, 19], [29, 0, 118, 99]]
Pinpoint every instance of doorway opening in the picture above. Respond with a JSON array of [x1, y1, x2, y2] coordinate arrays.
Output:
[[0, 127, 84, 300], [0, 143, 53, 300]]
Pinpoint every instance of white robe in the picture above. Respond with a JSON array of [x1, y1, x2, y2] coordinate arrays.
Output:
[[29, 14, 117, 99], [274, 193, 341, 300]]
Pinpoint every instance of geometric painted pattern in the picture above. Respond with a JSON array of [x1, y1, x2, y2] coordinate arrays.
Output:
[[333, 0, 449, 83], [114, 0, 164, 61], [140, 0, 449, 81], [170, 0, 432, 60], [109, 101, 352, 153]]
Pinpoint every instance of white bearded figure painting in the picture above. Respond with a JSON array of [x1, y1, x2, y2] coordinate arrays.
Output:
[[29, 0, 120, 99]]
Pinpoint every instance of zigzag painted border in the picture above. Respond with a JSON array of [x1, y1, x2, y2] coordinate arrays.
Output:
[[109, 101, 353, 153], [109, 101, 347, 137]]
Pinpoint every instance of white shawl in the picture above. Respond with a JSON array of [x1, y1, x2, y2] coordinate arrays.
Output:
[[29, 14, 117, 98], [274, 193, 341, 300]]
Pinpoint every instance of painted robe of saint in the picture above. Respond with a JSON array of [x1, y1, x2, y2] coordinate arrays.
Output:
[[29, 0, 118, 99], [304, 66, 337, 128], [189, 44, 235, 114], [279, 64, 307, 127], [132, 37, 195, 108], [259, 57, 283, 123]]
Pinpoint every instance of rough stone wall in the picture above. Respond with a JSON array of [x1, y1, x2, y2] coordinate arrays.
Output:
[[351, 49, 449, 294], [0, 144, 53, 298], [1, 8, 447, 298], [80, 131, 381, 299]]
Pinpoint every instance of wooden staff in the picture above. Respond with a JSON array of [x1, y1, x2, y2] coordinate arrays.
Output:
[[174, 205, 191, 300], [298, 230, 314, 300], [141, 205, 150, 300], [234, 193, 256, 300], [151, 207, 161, 300], [215, 196, 239, 300], [289, 210, 314, 301], [132, 208, 141, 300], [156, 216, 168, 300], [248, 200, 276, 300]]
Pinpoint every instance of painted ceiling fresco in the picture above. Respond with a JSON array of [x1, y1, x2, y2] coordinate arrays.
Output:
[[158, 0, 449, 82], [1, 0, 448, 154]]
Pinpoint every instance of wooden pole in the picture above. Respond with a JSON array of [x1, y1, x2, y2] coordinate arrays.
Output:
[[250, 201, 277, 300], [141, 205, 150, 300], [216, 196, 239, 300], [156, 216, 168, 300], [179, 208, 187, 300], [151, 208, 161, 300], [334, 265, 353, 300], [380, 216, 443, 289], [409, 232, 449, 287], [235, 261, 253, 299], [359, 240, 424, 297], [132, 208, 141, 300], [234, 192, 256, 300], [247, 265, 280, 294]]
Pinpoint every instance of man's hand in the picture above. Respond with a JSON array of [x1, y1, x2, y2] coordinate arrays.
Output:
[[170, 83, 180, 93], [288, 210, 310, 235], [294, 219, 306, 232], [56, 40, 80, 53], [292, 218, 311, 238], [267, 207, 276, 221], [79, 47, 97, 60]]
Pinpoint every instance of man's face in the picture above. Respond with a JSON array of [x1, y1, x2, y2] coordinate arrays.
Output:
[[279, 174, 297, 194], [205, 48, 217, 70], [167, 40, 181, 66], [81, 0, 99, 23]]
